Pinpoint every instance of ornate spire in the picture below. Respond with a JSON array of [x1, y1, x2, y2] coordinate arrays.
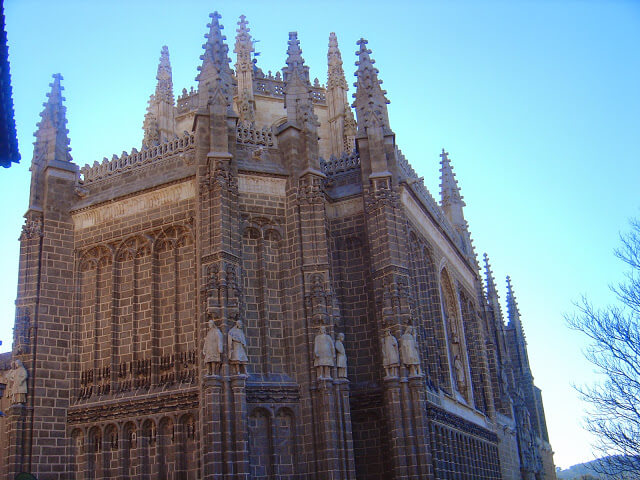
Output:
[[328, 32, 347, 90], [143, 47, 176, 147], [440, 149, 476, 258], [326, 32, 354, 156], [155, 45, 174, 104], [484, 253, 498, 301], [30, 74, 74, 210], [439, 148, 465, 210], [483, 253, 504, 320], [352, 38, 390, 132], [234, 15, 255, 123], [234, 15, 253, 71], [35, 73, 72, 165], [506, 276, 521, 330], [196, 11, 233, 105], [282, 32, 317, 131], [283, 31, 310, 86]]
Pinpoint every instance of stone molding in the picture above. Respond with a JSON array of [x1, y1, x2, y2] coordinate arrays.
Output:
[[72, 180, 195, 229]]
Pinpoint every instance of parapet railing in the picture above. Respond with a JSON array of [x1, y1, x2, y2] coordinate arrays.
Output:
[[253, 75, 326, 104], [80, 131, 196, 184], [320, 150, 360, 176], [236, 122, 275, 147]]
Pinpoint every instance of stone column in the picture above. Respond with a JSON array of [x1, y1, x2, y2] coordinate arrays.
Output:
[[383, 375, 409, 480], [408, 376, 431, 478], [335, 378, 356, 479], [203, 375, 224, 479], [5, 404, 28, 480], [231, 374, 249, 480], [314, 378, 340, 479]]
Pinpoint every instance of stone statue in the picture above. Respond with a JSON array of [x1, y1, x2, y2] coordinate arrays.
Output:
[[8, 359, 28, 404], [203, 320, 224, 376], [228, 320, 248, 375], [454, 355, 466, 392], [314, 325, 335, 379], [399, 325, 422, 377], [381, 329, 400, 378], [335, 332, 347, 378]]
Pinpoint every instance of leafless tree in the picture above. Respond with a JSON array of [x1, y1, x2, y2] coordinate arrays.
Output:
[[566, 219, 640, 479]]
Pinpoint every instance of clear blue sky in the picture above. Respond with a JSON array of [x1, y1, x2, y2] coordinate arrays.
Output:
[[2, 0, 639, 470]]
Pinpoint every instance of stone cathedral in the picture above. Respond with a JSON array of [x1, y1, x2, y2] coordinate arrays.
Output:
[[0, 11, 556, 480]]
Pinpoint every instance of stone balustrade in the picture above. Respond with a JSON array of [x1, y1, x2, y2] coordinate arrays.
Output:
[[80, 131, 196, 184]]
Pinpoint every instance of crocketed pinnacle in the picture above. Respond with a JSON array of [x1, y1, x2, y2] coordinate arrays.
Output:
[[196, 11, 233, 103], [155, 46, 174, 104], [439, 148, 465, 209], [327, 32, 347, 90], [234, 15, 253, 68], [352, 38, 390, 131], [483, 253, 498, 301], [505, 276, 521, 330], [283, 32, 310, 86], [35, 73, 72, 164]]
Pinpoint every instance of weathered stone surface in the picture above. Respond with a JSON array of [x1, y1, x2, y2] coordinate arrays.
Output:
[[0, 11, 556, 480]]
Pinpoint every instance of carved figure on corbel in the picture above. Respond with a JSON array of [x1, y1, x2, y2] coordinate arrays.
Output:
[[203, 320, 224, 376], [381, 329, 400, 378], [399, 325, 422, 377], [7, 359, 28, 404], [314, 325, 335, 379], [228, 319, 248, 375]]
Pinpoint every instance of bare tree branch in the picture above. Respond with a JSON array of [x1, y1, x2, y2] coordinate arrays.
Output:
[[566, 218, 640, 479]]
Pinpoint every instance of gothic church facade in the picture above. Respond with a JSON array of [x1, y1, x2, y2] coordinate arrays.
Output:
[[1, 11, 556, 480]]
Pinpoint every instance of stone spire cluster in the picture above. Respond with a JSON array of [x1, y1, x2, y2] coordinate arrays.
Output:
[[143, 46, 175, 147], [234, 15, 255, 123], [197, 11, 233, 107], [352, 38, 390, 133], [326, 33, 355, 156]]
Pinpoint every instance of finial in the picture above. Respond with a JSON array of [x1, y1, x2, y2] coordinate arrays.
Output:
[[196, 11, 233, 104], [155, 45, 174, 104], [483, 253, 500, 302], [235, 14, 253, 56], [283, 31, 310, 85], [35, 73, 72, 163], [505, 275, 522, 328], [352, 38, 390, 131], [327, 32, 347, 90], [439, 148, 465, 208]]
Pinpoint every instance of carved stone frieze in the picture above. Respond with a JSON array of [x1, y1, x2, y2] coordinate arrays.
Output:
[[245, 384, 300, 403], [68, 390, 198, 424], [426, 404, 498, 443]]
